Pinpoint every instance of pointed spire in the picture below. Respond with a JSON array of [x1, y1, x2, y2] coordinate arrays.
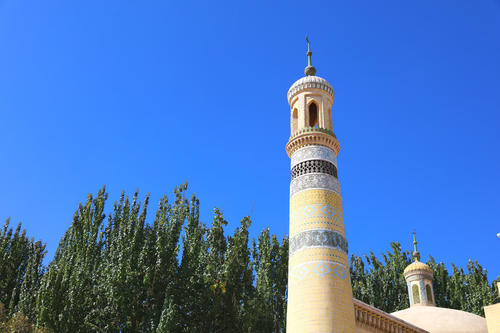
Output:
[[412, 230, 421, 262], [304, 36, 317, 76]]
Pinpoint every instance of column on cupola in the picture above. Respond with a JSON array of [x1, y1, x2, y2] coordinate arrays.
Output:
[[285, 38, 356, 333]]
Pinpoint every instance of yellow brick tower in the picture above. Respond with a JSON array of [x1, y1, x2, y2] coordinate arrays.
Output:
[[286, 39, 356, 333]]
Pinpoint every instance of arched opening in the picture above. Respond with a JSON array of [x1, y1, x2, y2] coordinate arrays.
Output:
[[292, 108, 298, 134], [426, 285, 433, 303], [412, 284, 420, 304], [308, 102, 318, 127]]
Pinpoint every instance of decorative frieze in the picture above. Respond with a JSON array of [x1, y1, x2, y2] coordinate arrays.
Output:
[[291, 145, 337, 168], [289, 260, 348, 281], [289, 229, 348, 256], [291, 159, 337, 180], [290, 173, 341, 197]]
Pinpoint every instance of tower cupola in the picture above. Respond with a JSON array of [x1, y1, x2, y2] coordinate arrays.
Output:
[[286, 39, 339, 158], [404, 232, 435, 307]]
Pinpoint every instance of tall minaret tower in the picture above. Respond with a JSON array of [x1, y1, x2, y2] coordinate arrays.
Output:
[[286, 39, 356, 333]]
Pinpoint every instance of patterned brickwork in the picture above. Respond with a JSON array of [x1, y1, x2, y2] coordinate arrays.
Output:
[[290, 189, 345, 236], [290, 173, 341, 197], [289, 247, 349, 268], [288, 187, 355, 333], [291, 145, 337, 168], [289, 229, 347, 256], [291, 159, 338, 180], [287, 266, 356, 333], [289, 260, 349, 281]]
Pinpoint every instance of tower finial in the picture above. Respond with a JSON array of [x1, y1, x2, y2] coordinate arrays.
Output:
[[412, 230, 421, 262], [304, 36, 317, 76]]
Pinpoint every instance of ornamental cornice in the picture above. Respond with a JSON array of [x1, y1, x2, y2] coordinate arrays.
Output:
[[405, 271, 434, 282], [353, 299, 429, 333], [286, 130, 340, 158]]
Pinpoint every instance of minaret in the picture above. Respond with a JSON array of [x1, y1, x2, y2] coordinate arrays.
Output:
[[403, 232, 435, 307], [286, 39, 356, 333]]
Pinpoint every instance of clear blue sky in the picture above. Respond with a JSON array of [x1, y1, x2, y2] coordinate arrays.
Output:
[[1, 1, 499, 280]]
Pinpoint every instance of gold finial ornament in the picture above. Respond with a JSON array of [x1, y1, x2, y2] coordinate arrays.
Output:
[[304, 36, 317, 76], [412, 230, 421, 262]]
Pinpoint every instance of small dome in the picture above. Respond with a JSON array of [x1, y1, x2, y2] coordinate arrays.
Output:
[[287, 76, 334, 102], [404, 260, 433, 276], [391, 306, 488, 333]]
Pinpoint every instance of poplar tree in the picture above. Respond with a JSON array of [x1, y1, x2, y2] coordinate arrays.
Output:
[[0, 219, 45, 321], [250, 228, 288, 333], [36, 187, 107, 332], [175, 194, 209, 332], [350, 242, 411, 313]]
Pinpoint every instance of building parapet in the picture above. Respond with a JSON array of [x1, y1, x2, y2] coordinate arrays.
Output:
[[353, 298, 429, 333]]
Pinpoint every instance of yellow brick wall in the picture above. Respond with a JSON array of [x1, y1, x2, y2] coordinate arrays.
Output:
[[484, 303, 500, 333], [287, 189, 355, 333]]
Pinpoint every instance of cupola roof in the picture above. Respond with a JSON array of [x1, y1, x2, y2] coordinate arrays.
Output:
[[287, 75, 334, 102], [404, 260, 433, 276]]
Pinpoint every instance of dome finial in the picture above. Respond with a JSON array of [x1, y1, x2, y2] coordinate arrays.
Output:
[[304, 36, 317, 76], [412, 230, 421, 262]]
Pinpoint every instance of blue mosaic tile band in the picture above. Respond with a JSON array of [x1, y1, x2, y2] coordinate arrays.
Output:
[[290, 229, 348, 256]]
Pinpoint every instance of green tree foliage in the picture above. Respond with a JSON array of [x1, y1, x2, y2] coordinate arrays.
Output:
[[350, 242, 411, 312], [26, 184, 288, 332], [250, 229, 288, 333], [0, 219, 46, 322], [36, 187, 108, 332], [1, 185, 499, 332], [173, 195, 209, 332], [443, 260, 499, 315]]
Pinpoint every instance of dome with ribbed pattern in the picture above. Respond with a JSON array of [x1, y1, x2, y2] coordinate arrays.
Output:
[[287, 76, 334, 102], [404, 260, 433, 276]]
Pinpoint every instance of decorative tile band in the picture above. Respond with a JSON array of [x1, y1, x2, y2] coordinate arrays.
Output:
[[290, 229, 348, 256], [289, 247, 349, 267], [290, 219, 344, 237], [290, 202, 344, 231], [291, 159, 337, 180], [290, 173, 341, 197], [290, 145, 337, 168], [290, 260, 348, 281], [290, 188, 343, 206]]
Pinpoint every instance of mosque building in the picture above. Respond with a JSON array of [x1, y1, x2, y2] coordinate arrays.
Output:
[[285, 40, 497, 333]]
